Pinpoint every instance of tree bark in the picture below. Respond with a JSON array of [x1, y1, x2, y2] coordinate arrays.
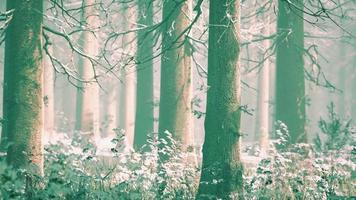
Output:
[[100, 82, 117, 138], [133, 0, 154, 151], [352, 43, 356, 122], [197, 0, 243, 198], [275, 0, 306, 143], [118, 4, 136, 148], [75, 0, 100, 139], [43, 47, 55, 140], [0, 2, 4, 145], [351, 25, 356, 122], [159, 0, 193, 153], [4, 0, 44, 175], [255, 13, 270, 157], [337, 30, 347, 117], [56, 73, 77, 133]]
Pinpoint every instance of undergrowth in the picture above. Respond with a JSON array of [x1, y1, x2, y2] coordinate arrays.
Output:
[[0, 103, 354, 199]]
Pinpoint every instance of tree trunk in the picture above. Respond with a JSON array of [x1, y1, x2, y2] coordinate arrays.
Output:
[[118, 4, 136, 148], [352, 43, 356, 122], [56, 73, 77, 133], [0, 2, 4, 145], [159, 0, 193, 153], [351, 25, 356, 122], [275, 0, 306, 143], [133, 0, 154, 151], [43, 48, 55, 141], [4, 0, 44, 175], [100, 82, 117, 138], [197, 0, 243, 198], [337, 33, 347, 117], [75, 0, 100, 139], [118, 74, 126, 132], [255, 14, 270, 157]]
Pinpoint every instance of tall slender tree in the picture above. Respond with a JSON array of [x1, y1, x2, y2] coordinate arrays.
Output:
[[337, 24, 347, 117], [55, 70, 77, 133], [100, 81, 117, 138], [43, 47, 55, 140], [351, 25, 356, 122], [197, 0, 243, 198], [118, 4, 137, 147], [0, 2, 5, 145], [75, 0, 100, 138], [133, 0, 154, 151], [352, 43, 356, 122], [3, 0, 44, 174], [159, 0, 193, 152], [255, 12, 271, 156], [275, 0, 306, 143]]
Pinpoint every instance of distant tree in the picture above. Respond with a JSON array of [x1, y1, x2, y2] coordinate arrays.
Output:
[[134, 0, 154, 150], [158, 0, 193, 154], [352, 25, 356, 122], [100, 79, 117, 138], [3, 0, 44, 175], [43, 47, 55, 139], [337, 55, 346, 117], [255, 10, 271, 156], [352, 46, 356, 122], [75, 0, 100, 138], [197, 0, 243, 198], [118, 4, 136, 147], [275, 0, 306, 143], [337, 20, 347, 117]]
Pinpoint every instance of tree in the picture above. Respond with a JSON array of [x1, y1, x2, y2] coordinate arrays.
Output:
[[159, 0, 193, 152], [100, 81, 117, 138], [337, 20, 347, 117], [352, 43, 356, 122], [351, 25, 356, 122], [3, 0, 44, 175], [75, 0, 100, 138], [197, 0, 243, 198], [43, 47, 55, 139], [54, 69, 77, 133], [255, 11, 271, 156], [118, 4, 136, 147], [275, 0, 306, 143], [337, 52, 346, 117], [133, 0, 154, 151], [0, 2, 5, 147]]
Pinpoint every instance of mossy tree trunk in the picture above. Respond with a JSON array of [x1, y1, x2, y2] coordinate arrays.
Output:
[[159, 0, 193, 153], [197, 0, 243, 198], [275, 0, 306, 143], [0, 2, 5, 146], [4, 0, 44, 175], [133, 0, 154, 151]]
